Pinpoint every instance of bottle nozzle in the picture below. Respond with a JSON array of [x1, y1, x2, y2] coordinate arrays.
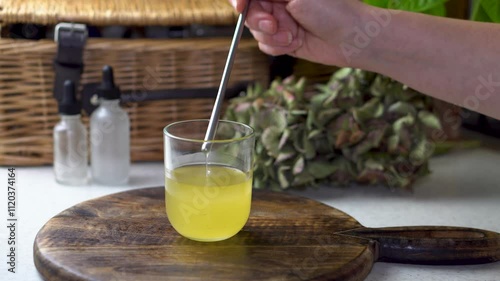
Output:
[[102, 65, 116, 89], [59, 80, 81, 115], [97, 65, 121, 100]]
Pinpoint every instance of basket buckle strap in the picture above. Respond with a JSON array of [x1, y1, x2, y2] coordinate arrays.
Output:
[[53, 23, 88, 102]]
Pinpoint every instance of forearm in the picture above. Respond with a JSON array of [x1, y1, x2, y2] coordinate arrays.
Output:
[[353, 6, 500, 119]]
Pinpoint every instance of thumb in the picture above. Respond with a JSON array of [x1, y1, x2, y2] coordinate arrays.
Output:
[[230, 0, 248, 13]]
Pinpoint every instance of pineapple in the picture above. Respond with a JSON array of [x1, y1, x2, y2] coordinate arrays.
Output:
[[224, 68, 441, 190]]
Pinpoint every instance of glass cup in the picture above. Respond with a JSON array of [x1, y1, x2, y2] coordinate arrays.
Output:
[[163, 119, 255, 242]]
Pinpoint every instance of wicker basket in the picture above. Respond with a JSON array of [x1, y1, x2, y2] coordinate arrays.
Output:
[[0, 0, 239, 27], [0, 0, 270, 166]]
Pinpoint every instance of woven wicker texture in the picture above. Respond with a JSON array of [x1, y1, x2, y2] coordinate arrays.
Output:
[[0, 38, 269, 165], [0, 0, 237, 26]]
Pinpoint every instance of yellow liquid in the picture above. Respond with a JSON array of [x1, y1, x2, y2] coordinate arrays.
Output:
[[165, 164, 252, 242]]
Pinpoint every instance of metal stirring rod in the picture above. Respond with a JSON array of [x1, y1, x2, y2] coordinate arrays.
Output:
[[202, 3, 250, 151]]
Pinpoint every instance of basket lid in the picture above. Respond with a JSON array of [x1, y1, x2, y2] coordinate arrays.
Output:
[[0, 0, 238, 26]]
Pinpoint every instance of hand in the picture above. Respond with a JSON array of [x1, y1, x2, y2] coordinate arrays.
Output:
[[230, 0, 366, 66], [232, 1, 500, 120]]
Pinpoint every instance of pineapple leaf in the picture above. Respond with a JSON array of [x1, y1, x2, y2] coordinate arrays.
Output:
[[389, 101, 417, 116], [410, 137, 435, 165], [278, 166, 291, 188], [303, 133, 316, 159], [292, 172, 316, 186], [293, 156, 305, 175], [278, 129, 291, 149], [224, 66, 439, 190], [418, 110, 442, 130], [276, 146, 296, 163], [307, 161, 340, 179], [308, 129, 323, 139], [352, 98, 384, 123], [332, 68, 353, 81], [262, 127, 282, 157], [393, 114, 415, 134]]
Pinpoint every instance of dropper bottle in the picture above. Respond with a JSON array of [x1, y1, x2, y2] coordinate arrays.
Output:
[[53, 80, 89, 185], [90, 66, 130, 185]]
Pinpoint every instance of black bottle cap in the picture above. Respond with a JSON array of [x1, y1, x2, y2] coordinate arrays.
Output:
[[58, 80, 81, 115], [97, 65, 121, 100]]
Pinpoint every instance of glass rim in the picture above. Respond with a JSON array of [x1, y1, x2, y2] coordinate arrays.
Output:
[[163, 119, 255, 144]]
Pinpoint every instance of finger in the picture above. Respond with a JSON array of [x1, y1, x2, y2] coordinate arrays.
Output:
[[258, 38, 302, 57], [258, 42, 293, 57], [229, 0, 246, 12], [245, 1, 278, 34], [273, 2, 298, 41], [260, 1, 273, 12], [231, 0, 284, 13], [250, 29, 292, 47]]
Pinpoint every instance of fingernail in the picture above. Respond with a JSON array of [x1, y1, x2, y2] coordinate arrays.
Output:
[[258, 20, 275, 34], [273, 31, 292, 45], [230, 0, 237, 9]]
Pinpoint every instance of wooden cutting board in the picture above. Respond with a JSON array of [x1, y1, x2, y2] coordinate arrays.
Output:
[[34, 187, 500, 281]]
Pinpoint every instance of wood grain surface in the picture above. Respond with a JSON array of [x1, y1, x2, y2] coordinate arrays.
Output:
[[34, 187, 500, 281]]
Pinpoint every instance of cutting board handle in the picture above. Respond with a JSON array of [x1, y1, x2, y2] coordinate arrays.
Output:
[[344, 226, 500, 265]]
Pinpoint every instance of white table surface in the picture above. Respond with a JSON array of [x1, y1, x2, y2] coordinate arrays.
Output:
[[1, 147, 499, 281]]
